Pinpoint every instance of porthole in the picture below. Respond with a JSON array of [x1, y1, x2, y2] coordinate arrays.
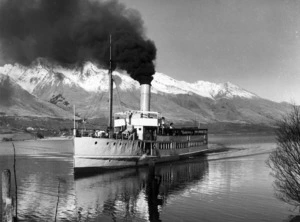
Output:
[[95, 141, 97, 145]]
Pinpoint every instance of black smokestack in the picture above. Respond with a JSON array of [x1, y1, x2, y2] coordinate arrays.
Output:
[[0, 0, 156, 84]]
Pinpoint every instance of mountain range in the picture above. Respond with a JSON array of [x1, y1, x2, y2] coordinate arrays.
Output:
[[0, 59, 292, 128]]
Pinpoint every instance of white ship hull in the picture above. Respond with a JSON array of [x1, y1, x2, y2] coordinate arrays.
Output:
[[74, 136, 208, 174]]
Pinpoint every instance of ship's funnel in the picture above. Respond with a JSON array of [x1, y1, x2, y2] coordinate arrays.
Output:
[[140, 84, 151, 111]]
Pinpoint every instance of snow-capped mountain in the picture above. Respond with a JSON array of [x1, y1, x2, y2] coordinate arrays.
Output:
[[0, 59, 257, 99], [152, 72, 257, 99], [0, 60, 291, 125], [0, 59, 257, 100]]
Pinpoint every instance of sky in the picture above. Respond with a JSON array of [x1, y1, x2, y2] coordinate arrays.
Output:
[[0, 0, 299, 104], [120, 0, 300, 104]]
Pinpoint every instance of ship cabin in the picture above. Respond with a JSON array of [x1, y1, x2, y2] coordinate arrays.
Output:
[[114, 110, 160, 141], [113, 110, 208, 144]]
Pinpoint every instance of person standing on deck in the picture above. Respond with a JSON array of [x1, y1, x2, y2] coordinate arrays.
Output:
[[169, 122, 174, 135], [160, 117, 166, 135]]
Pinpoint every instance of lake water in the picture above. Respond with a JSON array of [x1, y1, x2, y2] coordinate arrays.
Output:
[[0, 135, 298, 221]]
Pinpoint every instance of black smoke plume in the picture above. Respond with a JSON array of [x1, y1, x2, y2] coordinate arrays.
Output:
[[0, 0, 156, 84]]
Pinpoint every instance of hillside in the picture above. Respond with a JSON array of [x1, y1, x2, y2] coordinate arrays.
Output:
[[0, 74, 73, 118]]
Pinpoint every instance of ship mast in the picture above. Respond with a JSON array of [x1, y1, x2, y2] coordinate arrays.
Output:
[[108, 34, 113, 137]]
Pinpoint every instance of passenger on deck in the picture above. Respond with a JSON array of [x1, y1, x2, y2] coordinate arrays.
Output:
[[169, 122, 174, 135], [127, 111, 133, 125], [160, 117, 166, 135], [128, 128, 137, 140], [76, 129, 81, 137]]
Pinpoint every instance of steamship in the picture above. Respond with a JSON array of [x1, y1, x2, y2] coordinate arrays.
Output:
[[73, 38, 208, 174]]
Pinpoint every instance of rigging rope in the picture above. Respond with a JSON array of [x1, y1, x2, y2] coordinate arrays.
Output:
[[113, 76, 125, 113], [83, 92, 99, 120], [71, 71, 127, 127], [81, 67, 104, 120]]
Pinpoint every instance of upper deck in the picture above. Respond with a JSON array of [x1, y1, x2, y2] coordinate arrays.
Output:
[[114, 110, 161, 128]]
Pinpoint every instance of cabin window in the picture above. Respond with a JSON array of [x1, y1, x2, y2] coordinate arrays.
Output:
[[94, 141, 97, 145]]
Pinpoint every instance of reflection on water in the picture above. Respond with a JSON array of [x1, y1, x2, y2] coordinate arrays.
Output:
[[75, 157, 296, 222], [0, 137, 298, 221], [76, 159, 208, 221]]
